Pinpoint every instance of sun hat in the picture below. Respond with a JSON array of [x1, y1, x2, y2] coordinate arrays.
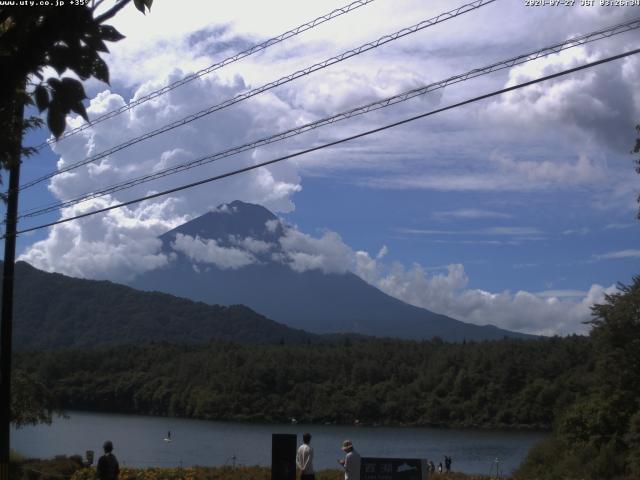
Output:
[[342, 440, 353, 451]]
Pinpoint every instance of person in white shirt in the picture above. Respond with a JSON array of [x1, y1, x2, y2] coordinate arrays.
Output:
[[296, 432, 315, 480], [338, 440, 361, 480]]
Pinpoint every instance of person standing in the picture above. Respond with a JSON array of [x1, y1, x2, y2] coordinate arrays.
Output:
[[296, 432, 315, 480], [445, 455, 452, 473], [97, 440, 120, 480], [338, 440, 361, 480]]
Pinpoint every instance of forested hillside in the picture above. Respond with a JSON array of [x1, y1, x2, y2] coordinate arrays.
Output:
[[16, 335, 593, 429], [4, 261, 321, 349], [514, 276, 640, 480]]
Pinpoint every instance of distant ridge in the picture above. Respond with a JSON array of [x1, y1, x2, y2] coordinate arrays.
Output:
[[2, 261, 322, 351], [132, 200, 536, 342]]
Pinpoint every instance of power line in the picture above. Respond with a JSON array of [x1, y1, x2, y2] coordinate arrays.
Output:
[[19, 0, 497, 192], [18, 17, 640, 219], [10, 47, 639, 239], [33, 0, 378, 150]]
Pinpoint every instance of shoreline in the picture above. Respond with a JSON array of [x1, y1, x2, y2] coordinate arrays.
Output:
[[47, 408, 553, 433]]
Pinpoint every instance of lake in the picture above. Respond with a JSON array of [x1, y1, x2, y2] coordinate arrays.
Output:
[[12, 411, 547, 475]]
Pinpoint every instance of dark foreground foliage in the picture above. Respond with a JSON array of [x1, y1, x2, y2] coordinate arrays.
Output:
[[513, 276, 640, 480], [10, 454, 84, 480], [11, 459, 500, 480]]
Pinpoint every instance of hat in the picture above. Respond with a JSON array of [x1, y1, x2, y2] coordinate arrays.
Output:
[[342, 440, 353, 451]]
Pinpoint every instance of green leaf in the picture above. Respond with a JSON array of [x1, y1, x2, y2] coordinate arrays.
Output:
[[98, 25, 125, 42], [83, 33, 110, 53], [133, 0, 146, 13], [72, 52, 94, 80], [48, 46, 71, 75], [91, 55, 109, 84], [70, 101, 89, 122], [47, 78, 62, 90], [61, 77, 87, 101], [48, 78, 88, 122], [34, 85, 49, 112], [47, 102, 66, 138]]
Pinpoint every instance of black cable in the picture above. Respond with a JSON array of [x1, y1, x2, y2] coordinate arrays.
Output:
[[18, 0, 496, 191], [18, 16, 640, 219], [33, 0, 379, 150], [8, 47, 639, 239]]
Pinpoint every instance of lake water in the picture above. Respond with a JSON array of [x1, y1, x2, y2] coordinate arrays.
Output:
[[12, 411, 547, 476]]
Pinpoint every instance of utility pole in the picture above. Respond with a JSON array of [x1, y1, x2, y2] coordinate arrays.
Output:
[[0, 97, 23, 480]]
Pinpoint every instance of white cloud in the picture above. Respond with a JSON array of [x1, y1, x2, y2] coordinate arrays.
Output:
[[353, 251, 616, 336], [19, 197, 181, 281], [536, 289, 588, 298], [562, 227, 590, 236], [398, 226, 543, 237], [594, 249, 640, 260], [229, 235, 274, 254], [484, 44, 640, 153], [432, 209, 513, 220], [604, 223, 635, 230], [278, 226, 354, 274], [20, 65, 304, 277], [172, 233, 257, 269], [361, 153, 605, 192]]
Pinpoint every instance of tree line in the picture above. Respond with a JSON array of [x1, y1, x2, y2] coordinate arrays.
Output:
[[16, 334, 594, 430]]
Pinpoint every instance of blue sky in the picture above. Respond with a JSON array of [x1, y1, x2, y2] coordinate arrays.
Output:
[[4, 0, 640, 335], [284, 176, 639, 294]]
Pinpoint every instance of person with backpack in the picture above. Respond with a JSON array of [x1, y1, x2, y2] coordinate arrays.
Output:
[[97, 440, 120, 480]]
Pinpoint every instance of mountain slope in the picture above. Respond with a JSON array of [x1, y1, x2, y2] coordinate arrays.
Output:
[[132, 201, 535, 341], [3, 261, 320, 351]]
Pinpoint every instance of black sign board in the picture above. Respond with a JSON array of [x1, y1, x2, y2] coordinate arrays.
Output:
[[271, 433, 297, 480], [361, 457, 426, 480]]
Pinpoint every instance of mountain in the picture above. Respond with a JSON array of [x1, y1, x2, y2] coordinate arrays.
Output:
[[131, 200, 535, 341], [3, 261, 322, 351]]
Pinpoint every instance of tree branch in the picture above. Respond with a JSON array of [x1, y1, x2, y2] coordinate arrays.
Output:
[[94, 0, 132, 24], [91, 0, 108, 12]]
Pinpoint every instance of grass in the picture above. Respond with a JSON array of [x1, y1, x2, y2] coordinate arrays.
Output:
[[70, 465, 505, 480], [11, 454, 85, 479], [10, 456, 508, 480]]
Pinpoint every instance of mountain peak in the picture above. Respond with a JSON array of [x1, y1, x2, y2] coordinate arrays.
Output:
[[161, 201, 283, 245], [133, 201, 536, 342]]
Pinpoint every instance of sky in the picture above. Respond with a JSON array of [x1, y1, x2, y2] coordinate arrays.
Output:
[[5, 0, 640, 336]]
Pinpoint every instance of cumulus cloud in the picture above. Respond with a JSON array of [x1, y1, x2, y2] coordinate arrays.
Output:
[[353, 250, 616, 336], [229, 235, 274, 254], [484, 45, 640, 153], [19, 197, 182, 281], [172, 233, 257, 269], [277, 226, 354, 274], [20, 66, 304, 279]]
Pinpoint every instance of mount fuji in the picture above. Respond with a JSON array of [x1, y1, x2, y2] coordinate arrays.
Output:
[[131, 200, 534, 341]]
